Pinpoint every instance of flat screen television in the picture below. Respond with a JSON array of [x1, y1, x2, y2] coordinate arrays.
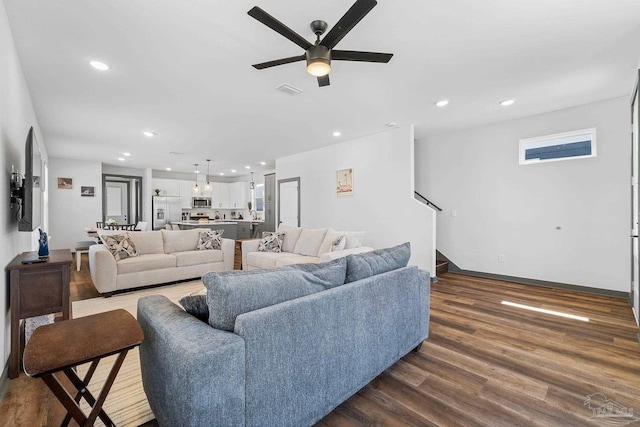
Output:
[[18, 126, 42, 231]]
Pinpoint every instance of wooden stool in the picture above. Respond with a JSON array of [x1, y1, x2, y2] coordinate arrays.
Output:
[[24, 309, 144, 427], [75, 241, 97, 271]]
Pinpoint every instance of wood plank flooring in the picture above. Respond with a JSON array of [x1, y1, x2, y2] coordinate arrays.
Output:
[[1, 255, 639, 426]]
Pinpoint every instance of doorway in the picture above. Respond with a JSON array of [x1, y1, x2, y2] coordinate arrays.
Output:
[[631, 70, 639, 326], [103, 174, 142, 226], [278, 177, 300, 227]]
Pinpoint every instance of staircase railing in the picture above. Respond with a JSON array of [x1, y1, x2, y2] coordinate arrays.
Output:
[[414, 191, 442, 211]]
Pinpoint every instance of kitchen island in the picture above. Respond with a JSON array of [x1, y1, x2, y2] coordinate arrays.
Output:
[[171, 220, 265, 239]]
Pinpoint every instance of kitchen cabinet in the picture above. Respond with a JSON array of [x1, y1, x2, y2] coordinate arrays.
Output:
[[212, 182, 229, 208], [179, 180, 196, 209], [152, 178, 180, 197], [236, 221, 251, 239], [229, 182, 249, 209]]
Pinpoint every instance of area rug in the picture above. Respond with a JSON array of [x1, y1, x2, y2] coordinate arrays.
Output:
[[72, 280, 204, 427]]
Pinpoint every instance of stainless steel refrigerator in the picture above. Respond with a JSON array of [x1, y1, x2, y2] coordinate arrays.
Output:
[[152, 196, 182, 230]]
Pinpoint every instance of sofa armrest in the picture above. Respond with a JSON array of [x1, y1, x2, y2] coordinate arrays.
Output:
[[241, 239, 261, 270], [318, 246, 374, 263], [220, 238, 235, 271], [89, 245, 117, 295], [137, 295, 245, 427]]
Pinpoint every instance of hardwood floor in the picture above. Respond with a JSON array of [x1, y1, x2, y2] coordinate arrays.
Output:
[[1, 257, 639, 426]]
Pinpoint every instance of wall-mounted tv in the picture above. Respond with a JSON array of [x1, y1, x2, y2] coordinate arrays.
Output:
[[18, 127, 42, 231]]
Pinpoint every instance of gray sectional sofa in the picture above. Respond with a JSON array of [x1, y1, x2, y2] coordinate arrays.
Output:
[[89, 228, 234, 295], [137, 243, 430, 427]]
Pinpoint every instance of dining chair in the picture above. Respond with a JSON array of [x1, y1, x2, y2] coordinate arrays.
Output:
[[135, 221, 148, 231], [96, 222, 105, 229]]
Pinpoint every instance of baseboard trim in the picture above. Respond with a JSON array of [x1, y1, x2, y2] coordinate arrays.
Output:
[[446, 266, 629, 300], [0, 360, 9, 404]]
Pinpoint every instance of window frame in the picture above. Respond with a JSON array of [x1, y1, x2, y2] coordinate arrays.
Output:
[[519, 128, 597, 165]]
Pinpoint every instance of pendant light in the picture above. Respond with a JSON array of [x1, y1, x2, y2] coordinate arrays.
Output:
[[205, 159, 211, 191], [193, 163, 199, 193], [250, 172, 255, 189]]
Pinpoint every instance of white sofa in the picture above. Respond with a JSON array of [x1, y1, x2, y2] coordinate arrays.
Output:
[[89, 228, 234, 295], [242, 226, 372, 270]]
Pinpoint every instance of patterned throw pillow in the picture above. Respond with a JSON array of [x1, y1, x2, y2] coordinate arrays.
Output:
[[331, 236, 346, 252], [257, 231, 284, 252], [197, 230, 224, 250], [100, 233, 138, 261]]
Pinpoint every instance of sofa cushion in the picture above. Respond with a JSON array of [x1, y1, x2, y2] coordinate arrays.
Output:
[[257, 231, 284, 252], [196, 230, 223, 250], [100, 233, 139, 261], [127, 231, 164, 255], [282, 257, 347, 289], [337, 231, 367, 249], [173, 250, 223, 267], [178, 288, 208, 322], [116, 253, 177, 275], [345, 242, 411, 283], [246, 252, 295, 269], [162, 228, 209, 253], [274, 255, 320, 267], [204, 260, 347, 331], [277, 225, 303, 253], [317, 229, 346, 255], [293, 228, 327, 257]]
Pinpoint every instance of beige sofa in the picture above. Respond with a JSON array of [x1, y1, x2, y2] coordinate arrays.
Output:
[[242, 226, 372, 270], [89, 228, 234, 295]]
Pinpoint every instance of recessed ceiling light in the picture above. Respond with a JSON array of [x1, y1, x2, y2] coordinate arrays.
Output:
[[385, 122, 398, 127], [219, 172, 225, 176], [231, 169, 237, 173], [435, 99, 449, 107], [245, 166, 251, 169], [89, 60, 109, 71], [117, 157, 125, 161], [260, 161, 266, 165], [332, 131, 341, 137], [165, 167, 172, 171], [500, 99, 515, 106], [122, 152, 131, 156], [143, 131, 155, 137]]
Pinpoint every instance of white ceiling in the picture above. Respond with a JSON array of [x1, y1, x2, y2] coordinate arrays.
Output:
[[4, 0, 640, 176]]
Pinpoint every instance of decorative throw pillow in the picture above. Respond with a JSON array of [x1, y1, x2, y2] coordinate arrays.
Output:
[[317, 228, 345, 255], [100, 233, 138, 261], [331, 236, 346, 252], [293, 228, 328, 256], [257, 231, 284, 252], [345, 242, 411, 283], [197, 230, 224, 250], [178, 288, 208, 322]]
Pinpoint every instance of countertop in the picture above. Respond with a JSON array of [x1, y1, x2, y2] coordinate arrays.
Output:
[[174, 220, 265, 225]]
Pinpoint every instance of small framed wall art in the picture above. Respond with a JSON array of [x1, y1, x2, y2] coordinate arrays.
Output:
[[57, 177, 73, 189], [81, 186, 95, 197], [336, 168, 353, 196]]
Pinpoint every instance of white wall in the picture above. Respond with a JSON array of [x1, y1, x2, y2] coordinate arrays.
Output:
[[276, 125, 436, 273], [0, 2, 46, 396], [416, 96, 630, 292], [48, 158, 102, 251]]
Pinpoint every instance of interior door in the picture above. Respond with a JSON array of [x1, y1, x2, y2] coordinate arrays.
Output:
[[105, 181, 130, 224], [278, 178, 300, 227], [632, 70, 639, 326]]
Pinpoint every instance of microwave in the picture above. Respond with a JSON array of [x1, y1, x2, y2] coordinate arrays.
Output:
[[192, 197, 211, 208]]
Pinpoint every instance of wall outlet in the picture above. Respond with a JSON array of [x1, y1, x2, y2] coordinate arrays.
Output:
[[451, 209, 457, 217], [498, 254, 505, 263]]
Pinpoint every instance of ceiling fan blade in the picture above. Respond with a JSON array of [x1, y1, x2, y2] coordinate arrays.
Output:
[[318, 75, 330, 87], [320, 0, 377, 50], [248, 7, 313, 50], [252, 55, 306, 70], [332, 50, 393, 63]]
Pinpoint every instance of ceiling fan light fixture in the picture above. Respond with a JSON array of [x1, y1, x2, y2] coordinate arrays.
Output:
[[306, 45, 331, 77]]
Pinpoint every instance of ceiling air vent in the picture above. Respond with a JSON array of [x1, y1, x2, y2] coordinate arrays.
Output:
[[276, 83, 303, 96]]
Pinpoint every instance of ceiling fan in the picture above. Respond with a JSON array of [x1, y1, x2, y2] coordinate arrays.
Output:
[[248, 0, 393, 87]]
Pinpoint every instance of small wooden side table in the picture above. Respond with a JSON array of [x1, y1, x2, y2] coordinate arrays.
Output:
[[6, 249, 72, 379], [23, 309, 144, 427], [234, 238, 256, 270]]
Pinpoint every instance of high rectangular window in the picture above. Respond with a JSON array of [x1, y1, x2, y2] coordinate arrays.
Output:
[[519, 128, 596, 165]]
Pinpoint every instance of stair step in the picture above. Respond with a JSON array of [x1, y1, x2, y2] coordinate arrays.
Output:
[[436, 260, 449, 276]]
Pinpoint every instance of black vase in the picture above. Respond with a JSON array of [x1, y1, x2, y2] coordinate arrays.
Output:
[[38, 228, 49, 257]]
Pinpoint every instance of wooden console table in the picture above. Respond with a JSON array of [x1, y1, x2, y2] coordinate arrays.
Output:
[[6, 249, 72, 379]]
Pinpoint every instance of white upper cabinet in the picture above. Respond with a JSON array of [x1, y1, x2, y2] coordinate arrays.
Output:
[[229, 182, 250, 209], [212, 182, 230, 208], [179, 180, 196, 209]]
